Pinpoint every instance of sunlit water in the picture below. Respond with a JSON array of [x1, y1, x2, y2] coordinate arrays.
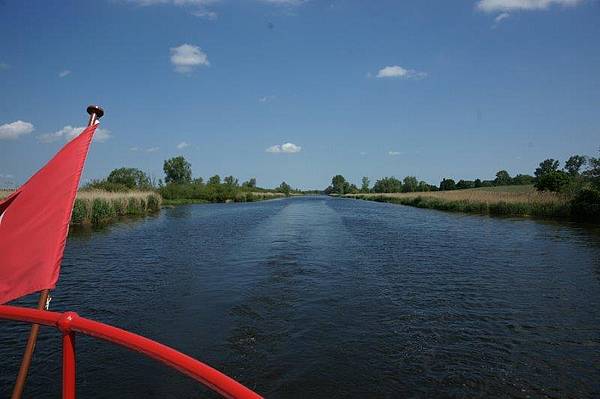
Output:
[[1, 196, 600, 398]]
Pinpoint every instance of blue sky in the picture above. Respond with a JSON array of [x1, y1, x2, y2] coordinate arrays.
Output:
[[1, 0, 599, 190]]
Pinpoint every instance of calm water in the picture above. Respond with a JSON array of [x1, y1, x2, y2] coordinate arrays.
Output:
[[2, 196, 600, 398]]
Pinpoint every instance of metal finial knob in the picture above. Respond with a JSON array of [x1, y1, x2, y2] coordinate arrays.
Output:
[[87, 105, 104, 119]]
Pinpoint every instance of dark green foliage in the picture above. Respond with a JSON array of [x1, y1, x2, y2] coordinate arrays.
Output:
[[565, 155, 587, 177], [570, 188, 600, 222], [163, 156, 192, 184], [277, 181, 292, 196], [361, 177, 370, 193], [330, 175, 349, 195], [208, 175, 221, 185], [372, 177, 403, 193], [107, 167, 151, 190], [242, 178, 257, 188], [402, 176, 418, 193], [83, 179, 130, 192], [224, 176, 239, 187], [584, 156, 600, 188], [535, 170, 571, 192], [456, 180, 475, 190], [512, 174, 534, 185], [494, 170, 511, 186], [474, 179, 482, 188], [535, 159, 560, 178], [439, 178, 456, 191]]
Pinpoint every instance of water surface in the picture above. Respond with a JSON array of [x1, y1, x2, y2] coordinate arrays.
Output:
[[2, 196, 600, 398]]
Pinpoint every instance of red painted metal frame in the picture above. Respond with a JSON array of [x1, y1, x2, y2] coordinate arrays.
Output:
[[0, 305, 262, 399]]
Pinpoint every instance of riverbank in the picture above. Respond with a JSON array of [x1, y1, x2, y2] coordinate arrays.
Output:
[[345, 185, 573, 219], [161, 191, 287, 206], [1, 189, 162, 227], [72, 190, 162, 226]]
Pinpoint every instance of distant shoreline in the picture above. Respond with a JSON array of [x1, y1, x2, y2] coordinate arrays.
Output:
[[342, 185, 580, 221]]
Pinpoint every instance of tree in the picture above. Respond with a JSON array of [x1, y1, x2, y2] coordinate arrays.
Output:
[[223, 176, 239, 187], [106, 167, 151, 189], [439, 178, 456, 191], [192, 177, 204, 186], [208, 175, 221, 185], [584, 154, 600, 189], [456, 180, 475, 190], [163, 156, 192, 184], [474, 178, 482, 188], [403, 176, 418, 193], [564, 155, 587, 177], [535, 159, 560, 178], [277, 181, 291, 196], [331, 175, 348, 195], [372, 177, 403, 193], [512, 174, 534, 185], [535, 170, 570, 192], [242, 178, 257, 188], [417, 181, 431, 192], [494, 170, 512, 186], [361, 177, 370, 193]]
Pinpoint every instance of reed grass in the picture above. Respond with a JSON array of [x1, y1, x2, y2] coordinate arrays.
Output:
[[72, 190, 162, 225], [346, 188, 571, 219], [2, 189, 162, 226]]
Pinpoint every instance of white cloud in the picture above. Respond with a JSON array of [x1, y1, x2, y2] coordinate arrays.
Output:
[[388, 151, 401, 156], [130, 146, 159, 152], [191, 9, 217, 19], [259, 95, 276, 103], [477, 0, 582, 12], [258, 0, 306, 4], [38, 126, 111, 143], [170, 44, 209, 73], [59, 70, 71, 78], [495, 12, 511, 21], [124, 0, 305, 17], [176, 141, 189, 149], [376, 65, 427, 80], [266, 142, 302, 153], [0, 121, 34, 140]]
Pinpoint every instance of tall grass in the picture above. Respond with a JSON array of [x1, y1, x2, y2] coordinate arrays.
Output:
[[72, 190, 162, 226], [346, 188, 571, 219], [2, 189, 161, 226]]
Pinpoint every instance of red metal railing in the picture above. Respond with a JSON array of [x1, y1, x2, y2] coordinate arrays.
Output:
[[0, 305, 263, 399]]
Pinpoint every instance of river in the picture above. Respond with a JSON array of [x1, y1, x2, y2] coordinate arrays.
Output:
[[2, 196, 600, 398]]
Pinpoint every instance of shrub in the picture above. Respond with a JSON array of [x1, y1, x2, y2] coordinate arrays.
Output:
[[535, 171, 571, 192], [571, 188, 600, 222]]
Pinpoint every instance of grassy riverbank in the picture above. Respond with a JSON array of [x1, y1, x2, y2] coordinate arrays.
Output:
[[160, 191, 287, 206], [1, 189, 162, 226], [72, 190, 162, 226], [345, 185, 572, 219]]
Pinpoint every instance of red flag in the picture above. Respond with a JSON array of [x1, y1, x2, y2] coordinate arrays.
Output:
[[0, 124, 97, 304]]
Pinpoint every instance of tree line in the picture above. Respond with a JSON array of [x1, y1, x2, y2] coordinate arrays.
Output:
[[326, 153, 600, 196], [85, 156, 297, 203]]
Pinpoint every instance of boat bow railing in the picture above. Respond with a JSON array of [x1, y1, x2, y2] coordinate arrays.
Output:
[[0, 305, 262, 399]]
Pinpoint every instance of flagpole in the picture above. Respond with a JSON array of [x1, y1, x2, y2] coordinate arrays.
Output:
[[11, 105, 104, 399]]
